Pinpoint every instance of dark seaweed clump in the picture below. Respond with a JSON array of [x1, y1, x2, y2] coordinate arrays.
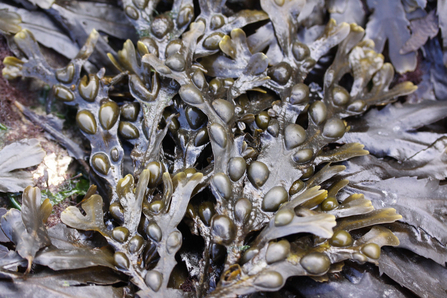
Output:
[[1, 1, 447, 297]]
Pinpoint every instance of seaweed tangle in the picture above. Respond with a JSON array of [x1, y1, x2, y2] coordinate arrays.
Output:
[[3, 0, 446, 297]]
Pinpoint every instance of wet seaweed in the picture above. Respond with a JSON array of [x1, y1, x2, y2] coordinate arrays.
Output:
[[1, 1, 446, 297]]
